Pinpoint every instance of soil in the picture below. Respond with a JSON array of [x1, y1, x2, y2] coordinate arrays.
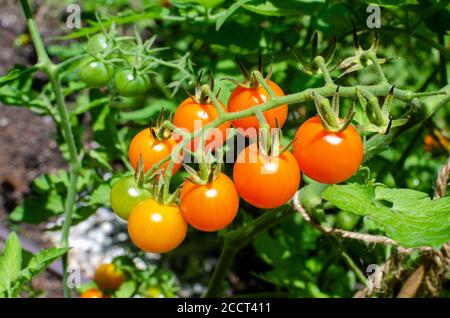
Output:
[[0, 0, 67, 297]]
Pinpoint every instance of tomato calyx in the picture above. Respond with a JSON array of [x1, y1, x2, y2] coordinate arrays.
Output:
[[311, 87, 356, 133], [183, 70, 220, 105], [183, 148, 223, 185], [255, 114, 295, 158], [148, 108, 174, 141], [148, 170, 181, 206], [224, 55, 273, 90], [135, 155, 146, 187]]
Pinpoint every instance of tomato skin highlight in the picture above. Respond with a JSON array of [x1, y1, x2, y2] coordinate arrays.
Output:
[[293, 116, 363, 184], [78, 57, 113, 88], [86, 34, 109, 53], [114, 70, 150, 97], [128, 128, 181, 174], [233, 144, 301, 209], [227, 80, 288, 138], [110, 176, 152, 220], [173, 97, 230, 151], [80, 288, 104, 298], [127, 199, 187, 253], [180, 172, 239, 232], [94, 263, 125, 291]]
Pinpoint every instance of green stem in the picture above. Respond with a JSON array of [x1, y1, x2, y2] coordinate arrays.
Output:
[[20, 0, 81, 298], [19, 0, 51, 67], [360, 88, 386, 126], [205, 206, 294, 297], [205, 85, 225, 116], [253, 71, 276, 97], [339, 249, 367, 286], [313, 56, 334, 85], [364, 89, 450, 162], [48, 70, 81, 300], [366, 51, 388, 83]]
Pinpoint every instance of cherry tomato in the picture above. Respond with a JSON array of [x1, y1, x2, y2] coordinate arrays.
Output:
[[128, 128, 181, 174], [110, 176, 152, 220], [180, 172, 239, 232], [114, 70, 150, 97], [128, 199, 187, 253], [233, 144, 301, 209], [336, 211, 360, 231], [293, 116, 363, 184], [94, 263, 125, 291], [86, 34, 109, 53], [228, 80, 288, 138], [80, 288, 104, 298], [173, 97, 230, 151], [78, 57, 113, 88]]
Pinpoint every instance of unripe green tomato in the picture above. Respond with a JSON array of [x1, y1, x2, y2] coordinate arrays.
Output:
[[336, 211, 360, 231], [86, 34, 110, 53], [114, 70, 150, 97], [110, 176, 152, 220], [78, 57, 113, 88]]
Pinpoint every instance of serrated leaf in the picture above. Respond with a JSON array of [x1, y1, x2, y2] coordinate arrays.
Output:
[[13, 247, 68, 294], [322, 184, 450, 248], [0, 233, 22, 293]]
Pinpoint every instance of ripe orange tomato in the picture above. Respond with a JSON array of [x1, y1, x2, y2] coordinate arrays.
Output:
[[228, 80, 288, 138], [80, 288, 104, 298], [180, 172, 239, 232], [94, 263, 125, 291], [423, 134, 449, 153], [128, 199, 187, 253], [233, 144, 301, 209], [128, 128, 181, 174], [293, 116, 363, 184], [173, 97, 230, 151]]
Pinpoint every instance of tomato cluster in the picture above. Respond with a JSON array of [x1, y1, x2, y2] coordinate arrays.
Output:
[[78, 34, 151, 97], [108, 63, 364, 254]]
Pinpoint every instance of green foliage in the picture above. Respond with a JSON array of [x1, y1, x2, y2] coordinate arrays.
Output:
[[323, 184, 450, 247], [0, 233, 68, 298]]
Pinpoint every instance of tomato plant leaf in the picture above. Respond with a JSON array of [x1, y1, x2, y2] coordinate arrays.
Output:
[[113, 280, 137, 298], [0, 65, 38, 88], [322, 184, 450, 248], [11, 247, 68, 296], [216, 0, 253, 31], [0, 233, 22, 294], [9, 190, 65, 224]]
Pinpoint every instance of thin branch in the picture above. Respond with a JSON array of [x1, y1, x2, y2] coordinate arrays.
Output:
[[252, 70, 276, 98]]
